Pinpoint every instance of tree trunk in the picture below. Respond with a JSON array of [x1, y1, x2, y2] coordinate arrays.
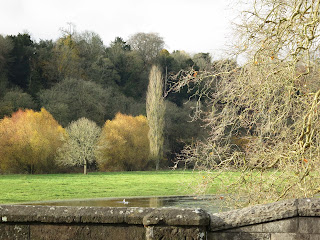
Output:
[[84, 161, 87, 175], [156, 158, 159, 171]]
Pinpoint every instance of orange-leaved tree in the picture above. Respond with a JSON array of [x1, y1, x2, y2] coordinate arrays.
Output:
[[96, 113, 150, 171], [0, 108, 66, 174]]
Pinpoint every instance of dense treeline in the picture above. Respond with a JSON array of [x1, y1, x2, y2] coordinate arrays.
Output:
[[0, 109, 148, 174], [0, 28, 209, 173]]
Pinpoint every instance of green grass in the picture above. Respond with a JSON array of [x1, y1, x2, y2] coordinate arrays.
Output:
[[0, 170, 233, 204]]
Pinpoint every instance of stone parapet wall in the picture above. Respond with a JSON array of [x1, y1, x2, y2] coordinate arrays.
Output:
[[209, 217, 320, 239], [0, 205, 208, 239], [1, 198, 320, 239], [209, 198, 320, 240]]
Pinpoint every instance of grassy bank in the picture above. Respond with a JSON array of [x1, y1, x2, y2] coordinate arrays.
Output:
[[0, 170, 238, 204]]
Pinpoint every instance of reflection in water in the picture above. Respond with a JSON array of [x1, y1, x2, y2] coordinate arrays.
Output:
[[29, 195, 228, 213]]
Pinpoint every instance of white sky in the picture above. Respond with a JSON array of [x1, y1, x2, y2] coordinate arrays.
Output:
[[0, 0, 238, 58]]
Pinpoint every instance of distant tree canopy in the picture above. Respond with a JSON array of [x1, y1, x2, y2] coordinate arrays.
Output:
[[0, 35, 13, 92], [7, 34, 34, 91], [106, 39, 146, 99], [0, 27, 210, 168], [127, 32, 165, 64], [39, 78, 111, 126], [0, 89, 37, 118]]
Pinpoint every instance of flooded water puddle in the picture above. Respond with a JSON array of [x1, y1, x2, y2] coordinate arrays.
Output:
[[27, 195, 228, 213]]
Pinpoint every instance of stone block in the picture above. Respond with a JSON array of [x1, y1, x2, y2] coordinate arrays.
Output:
[[125, 207, 156, 225], [223, 223, 263, 233], [207, 232, 271, 240], [298, 199, 320, 217], [143, 208, 209, 226], [0, 224, 29, 240], [310, 235, 320, 240], [310, 234, 320, 240], [299, 217, 320, 234], [210, 199, 298, 231], [270, 233, 310, 240], [0, 205, 151, 225], [30, 224, 145, 240], [262, 218, 298, 233], [78, 207, 128, 224], [146, 226, 206, 240]]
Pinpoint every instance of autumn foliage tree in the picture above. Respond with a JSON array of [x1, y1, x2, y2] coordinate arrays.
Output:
[[54, 33, 83, 80], [96, 113, 150, 171], [0, 108, 66, 173]]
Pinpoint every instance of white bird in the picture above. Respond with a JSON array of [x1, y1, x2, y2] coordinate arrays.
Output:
[[122, 199, 129, 204]]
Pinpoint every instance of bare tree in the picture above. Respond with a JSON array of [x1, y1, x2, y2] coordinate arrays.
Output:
[[57, 117, 101, 174], [127, 32, 164, 64], [147, 65, 166, 170], [171, 0, 320, 207]]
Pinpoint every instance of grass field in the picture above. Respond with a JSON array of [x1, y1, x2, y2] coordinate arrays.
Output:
[[0, 170, 238, 204]]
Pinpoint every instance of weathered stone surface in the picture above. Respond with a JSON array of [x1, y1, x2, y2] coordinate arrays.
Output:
[[0, 224, 29, 240], [310, 235, 320, 240], [30, 224, 145, 240], [0, 205, 130, 224], [0, 205, 210, 226], [270, 233, 310, 240], [262, 218, 298, 233], [209, 199, 298, 231], [3, 198, 320, 239], [143, 208, 209, 226], [146, 226, 206, 240], [0, 205, 161, 225], [208, 232, 271, 240], [224, 223, 263, 233], [298, 199, 320, 217], [125, 207, 156, 225], [79, 207, 128, 224], [299, 217, 320, 234]]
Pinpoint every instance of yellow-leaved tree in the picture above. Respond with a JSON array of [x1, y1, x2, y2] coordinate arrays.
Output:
[[0, 108, 66, 174], [54, 33, 83, 80], [96, 113, 150, 171]]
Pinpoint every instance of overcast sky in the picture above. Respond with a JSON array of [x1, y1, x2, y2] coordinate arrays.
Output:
[[0, 0, 238, 58]]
